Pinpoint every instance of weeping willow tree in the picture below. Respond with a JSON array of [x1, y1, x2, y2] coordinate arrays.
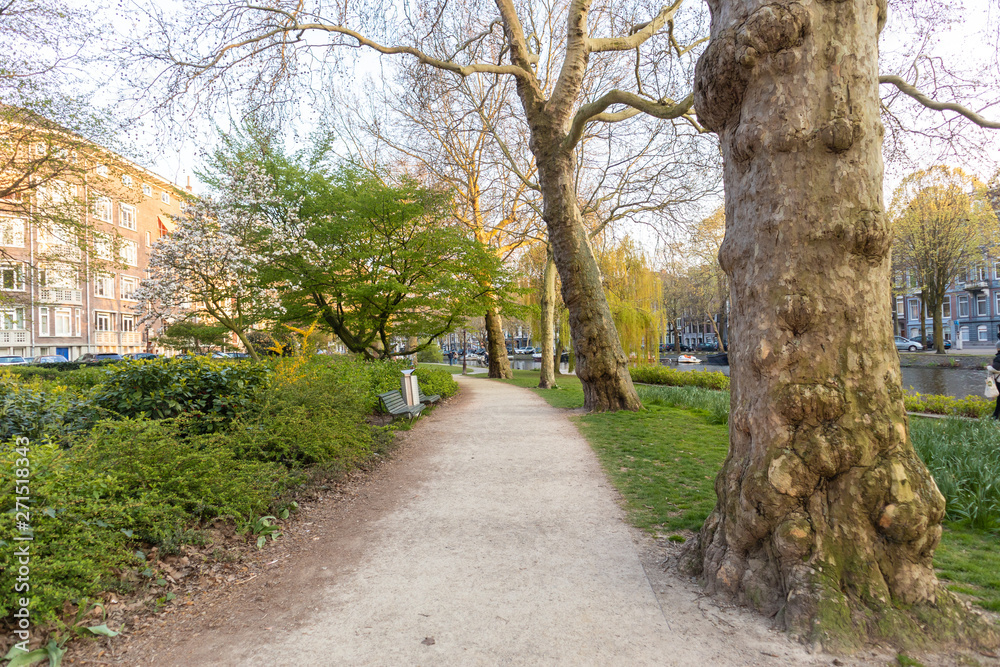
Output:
[[594, 236, 662, 364]]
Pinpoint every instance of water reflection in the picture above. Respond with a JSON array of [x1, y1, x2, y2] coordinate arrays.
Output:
[[460, 357, 988, 399]]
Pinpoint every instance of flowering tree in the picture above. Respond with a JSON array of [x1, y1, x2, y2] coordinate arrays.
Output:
[[134, 195, 281, 362], [198, 128, 504, 360]]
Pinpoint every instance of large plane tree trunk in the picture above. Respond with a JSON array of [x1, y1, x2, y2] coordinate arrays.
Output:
[[534, 149, 641, 411], [485, 307, 513, 378], [688, 0, 989, 649]]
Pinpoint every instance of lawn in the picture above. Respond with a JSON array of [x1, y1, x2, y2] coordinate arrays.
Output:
[[492, 369, 1000, 613]]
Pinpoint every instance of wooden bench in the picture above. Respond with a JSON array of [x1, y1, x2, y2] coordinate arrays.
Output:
[[419, 390, 440, 404], [378, 390, 425, 419]]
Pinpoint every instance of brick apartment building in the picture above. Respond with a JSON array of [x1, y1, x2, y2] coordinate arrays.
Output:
[[0, 135, 183, 360]]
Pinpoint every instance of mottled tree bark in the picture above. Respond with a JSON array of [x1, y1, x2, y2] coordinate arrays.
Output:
[[689, 0, 988, 648], [533, 150, 641, 410], [485, 307, 513, 378], [538, 250, 557, 388]]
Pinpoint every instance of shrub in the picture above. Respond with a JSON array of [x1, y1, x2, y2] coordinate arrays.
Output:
[[416, 343, 444, 363], [6, 365, 107, 389], [629, 364, 730, 391], [91, 357, 270, 428], [414, 367, 459, 399], [0, 421, 291, 627], [0, 374, 95, 441], [232, 358, 376, 467], [903, 392, 993, 418]]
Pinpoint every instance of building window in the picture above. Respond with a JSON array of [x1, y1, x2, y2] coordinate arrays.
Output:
[[121, 314, 135, 332], [122, 174, 133, 187], [961, 326, 970, 341], [160, 191, 170, 204], [977, 293, 988, 316], [908, 299, 920, 321], [980, 265, 990, 282], [145, 230, 151, 247], [94, 197, 113, 223], [94, 274, 114, 298], [0, 218, 24, 247], [39, 263, 79, 289], [942, 298, 951, 319], [1, 308, 24, 331], [55, 308, 72, 336], [39, 307, 49, 336], [0, 264, 24, 291], [142, 183, 152, 197], [94, 233, 113, 260], [910, 328, 920, 339], [119, 203, 136, 230], [121, 276, 139, 300], [979, 325, 989, 341], [958, 295, 970, 318], [120, 240, 138, 266], [895, 297, 904, 318], [75, 308, 81, 337], [95, 164, 109, 177], [95, 311, 112, 331]]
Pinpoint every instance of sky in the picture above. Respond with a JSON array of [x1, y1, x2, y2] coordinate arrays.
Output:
[[42, 0, 1000, 213]]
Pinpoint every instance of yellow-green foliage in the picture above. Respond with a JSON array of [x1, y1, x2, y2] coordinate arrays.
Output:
[[596, 236, 661, 363], [629, 365, 730, 391], [904, 392, 992, 418]]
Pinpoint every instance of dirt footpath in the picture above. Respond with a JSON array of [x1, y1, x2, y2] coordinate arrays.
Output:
[[89, 376, 926, 666]]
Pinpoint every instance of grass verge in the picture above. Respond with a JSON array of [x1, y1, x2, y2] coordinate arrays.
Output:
[[495, 369, 1000, 613]]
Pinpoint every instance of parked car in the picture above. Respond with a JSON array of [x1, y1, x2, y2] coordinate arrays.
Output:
[[32, 355, 69, 364], [696, 342, 719, 352], [124, 352, 159, 360], [75, 353, 125, 364], [0, 356, 28, 365], [910, 335, 952, 350], [894, 336, 923, 352]]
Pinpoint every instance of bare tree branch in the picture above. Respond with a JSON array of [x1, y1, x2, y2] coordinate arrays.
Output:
[[588, 0, 683, 53], [879, 75, 1000, 130], [564, 91, 693, 149]]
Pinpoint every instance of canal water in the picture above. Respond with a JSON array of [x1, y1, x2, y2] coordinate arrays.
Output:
[[466, 358, 990, 400]]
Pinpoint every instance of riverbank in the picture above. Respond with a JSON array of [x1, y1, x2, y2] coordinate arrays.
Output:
[[899, 351, 993, 369]]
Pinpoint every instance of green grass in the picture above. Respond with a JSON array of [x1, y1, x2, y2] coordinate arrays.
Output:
[[933, 523, 1000, 612], [578, 405, 728, 532], [421, 362, 485, 375], [492, 372, 1000, 612]]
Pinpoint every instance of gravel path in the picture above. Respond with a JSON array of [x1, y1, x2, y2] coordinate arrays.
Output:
[[105, 376, 913, 666]]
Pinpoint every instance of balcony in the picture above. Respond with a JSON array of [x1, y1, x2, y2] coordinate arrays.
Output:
[[0, 330, 28, 344], [39, 288, 83, 304], [965, 280, 989, 291], [94, 331, 141, 345]]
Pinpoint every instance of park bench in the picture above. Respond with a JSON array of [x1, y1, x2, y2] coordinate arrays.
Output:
[[419, 390, 440, 404], [378, 390, 425, 419]]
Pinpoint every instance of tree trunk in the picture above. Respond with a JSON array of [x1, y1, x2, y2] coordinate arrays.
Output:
[[554, 337, 564, 376], [930, 298, 945, 355], [538, 250, 557, 389], [688, 0, 982, 648], [534, 151, 640, 410], [485, 307, 513, 378], [919, 297, 927, 350]]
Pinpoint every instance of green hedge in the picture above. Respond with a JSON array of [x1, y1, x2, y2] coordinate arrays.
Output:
[[629, 364, 730, 391], [903, 392, 993, 418], [5, 365, 107, 388]]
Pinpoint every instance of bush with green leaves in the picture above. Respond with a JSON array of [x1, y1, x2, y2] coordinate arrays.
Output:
[[903, 392, 992, 418], [232, 357, 377, 467], [0, 375, 96, 441], [91, 357, 270, 428], [5, 365, 107, 389], [416, 343, 444, 363], [629, 364, 730, 391], [637, 385, 730, 425], [0, 421, 291, 627], [414, 367, 459, 399]]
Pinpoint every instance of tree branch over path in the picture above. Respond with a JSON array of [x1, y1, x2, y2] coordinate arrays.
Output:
[[880, 75, 1000, 130], [564, 91, 694, 149]]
